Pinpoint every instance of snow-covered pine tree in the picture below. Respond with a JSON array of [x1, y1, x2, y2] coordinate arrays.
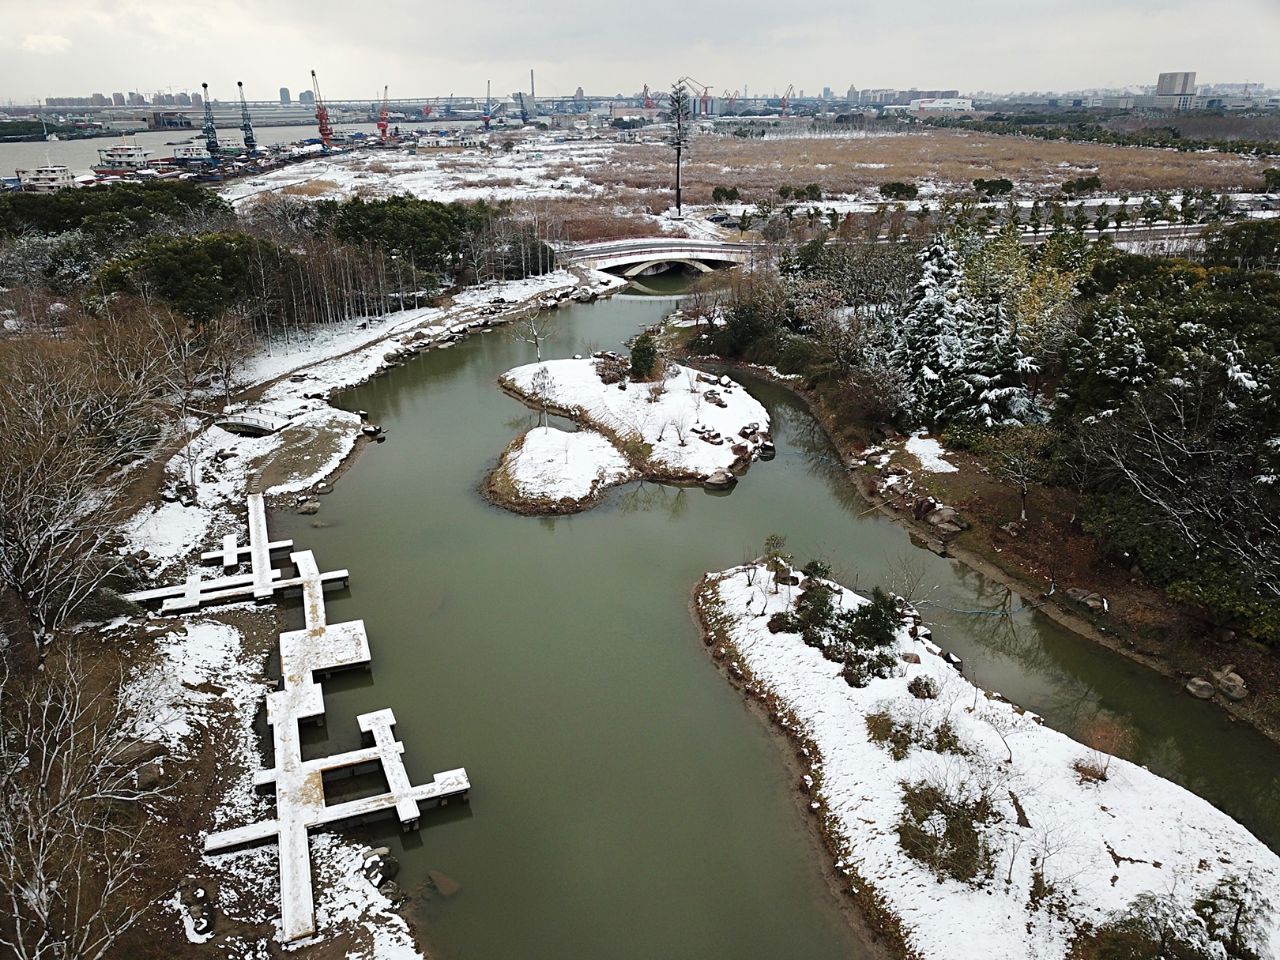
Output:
[[1057, 306, 1155, 423], [894, 237, 972, 423], [946, 299, 1041, 426]]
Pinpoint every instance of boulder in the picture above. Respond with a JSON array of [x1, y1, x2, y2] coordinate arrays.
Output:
[[1212, 665, 1248, 701], [926, 507, 958, 526], [362, 850, 400, 887], [702, 469, 737, 490], [899, 652, 922, 665], [1185, 677, 1216, 700], [427, 869, 461, 897], [296, 500, 321, 516], [136, 761, 164, 791]]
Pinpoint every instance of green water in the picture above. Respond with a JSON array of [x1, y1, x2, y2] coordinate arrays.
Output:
[[276, 290, 1280, 960]]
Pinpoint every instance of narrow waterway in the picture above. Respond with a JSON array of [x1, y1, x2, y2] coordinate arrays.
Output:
[[276, 286, 1280, 960]]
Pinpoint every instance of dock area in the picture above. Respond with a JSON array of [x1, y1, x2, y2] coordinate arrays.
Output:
[[129, 485, 469, 943], [122, 491, 349, 612]]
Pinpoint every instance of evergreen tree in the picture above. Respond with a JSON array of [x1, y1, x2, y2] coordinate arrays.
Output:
[[894, 237, 973, 423], [1056, 307, 1156, 423], [946, 300, 1040, 426]]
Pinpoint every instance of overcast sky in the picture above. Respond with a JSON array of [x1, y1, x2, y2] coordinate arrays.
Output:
[[1, 0, 1277, 104]]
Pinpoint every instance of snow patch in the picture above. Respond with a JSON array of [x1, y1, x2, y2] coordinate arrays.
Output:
[[905, 432, 959, 474]]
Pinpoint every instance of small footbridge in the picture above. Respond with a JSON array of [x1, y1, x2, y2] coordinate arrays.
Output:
[[561, 237, 752, 278]]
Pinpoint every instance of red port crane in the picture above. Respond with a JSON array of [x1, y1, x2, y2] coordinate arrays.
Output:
[[310, 68, 334, 149], [780, 83, 795, 117], [682, 76, 713, 116], [723, 88, 739, 111], [376, 85, 390, 140], [642, 84, 655, 109]]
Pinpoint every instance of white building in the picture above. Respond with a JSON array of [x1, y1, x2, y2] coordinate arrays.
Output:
[[907, 97, 973, 112]]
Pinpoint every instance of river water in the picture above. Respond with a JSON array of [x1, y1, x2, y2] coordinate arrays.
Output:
[[274, 286, 1280, 960], [0, 123, 382, 179]]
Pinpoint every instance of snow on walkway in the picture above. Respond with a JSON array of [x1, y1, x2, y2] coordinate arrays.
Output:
[[701, 565, 1280, 960]]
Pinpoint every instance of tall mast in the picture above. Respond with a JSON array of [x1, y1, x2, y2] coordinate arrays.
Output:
[[201, 82, 219, 158], [237, 81, 257, 152], [310, 69, 334, 149]]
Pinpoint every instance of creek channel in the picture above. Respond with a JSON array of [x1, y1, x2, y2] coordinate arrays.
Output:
[[274, 282, 1280, 960]]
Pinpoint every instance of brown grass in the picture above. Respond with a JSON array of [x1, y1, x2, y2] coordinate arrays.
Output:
[[279, 178, 341, 196], [585, 128, 1267, 202]]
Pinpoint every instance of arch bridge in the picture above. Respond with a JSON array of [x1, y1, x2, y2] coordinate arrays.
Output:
[[561, 237, 752, 278]]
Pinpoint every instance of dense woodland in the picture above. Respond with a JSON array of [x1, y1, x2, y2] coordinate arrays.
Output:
[[690, 218, 1280, 644]]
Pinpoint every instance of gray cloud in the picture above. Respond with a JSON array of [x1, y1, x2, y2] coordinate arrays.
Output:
[[1, 0, 1277, 103]]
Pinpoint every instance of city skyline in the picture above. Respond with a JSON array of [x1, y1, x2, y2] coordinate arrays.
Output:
[[1, 0, 1278, 104]]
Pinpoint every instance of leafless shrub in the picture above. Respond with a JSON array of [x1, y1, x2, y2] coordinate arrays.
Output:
[[0, 651, 171, 960]]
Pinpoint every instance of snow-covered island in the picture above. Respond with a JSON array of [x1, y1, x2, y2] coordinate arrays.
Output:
[[487, 425, 636, 514], [695, 563, 1280, 960], [489, 356, 774, 513]]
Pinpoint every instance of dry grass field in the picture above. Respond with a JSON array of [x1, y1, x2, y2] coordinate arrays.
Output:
[[581, 127, 1269, 204]]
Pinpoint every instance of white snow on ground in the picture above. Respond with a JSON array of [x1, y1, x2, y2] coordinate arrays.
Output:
[[905, 431, 958, 474], [221, 140, 616, 207], [125, 618, 270, 760], [704, 565, 1280, 960], [503, 358, 771, 479], [500, 425, 636, 503]]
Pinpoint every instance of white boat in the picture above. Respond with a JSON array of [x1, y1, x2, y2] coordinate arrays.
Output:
[[93, 142, 153, 174], [15, 164, 76, 192]]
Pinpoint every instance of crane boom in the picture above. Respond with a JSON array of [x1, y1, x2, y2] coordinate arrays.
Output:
[[310, 69, 334, 149], [377, 85, 390, 140], [237, 81, 256, 152], [200, 82, 219, 160]]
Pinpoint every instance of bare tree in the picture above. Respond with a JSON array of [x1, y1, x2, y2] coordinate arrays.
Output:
[[514, 313, 552, 363], [0, 340, 153, 649], [0, 652, 170, 960]]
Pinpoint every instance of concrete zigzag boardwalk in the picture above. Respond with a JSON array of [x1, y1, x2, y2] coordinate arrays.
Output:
[[127, 488, 470, 943]]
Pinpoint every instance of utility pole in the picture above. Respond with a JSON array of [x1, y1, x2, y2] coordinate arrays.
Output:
[[668, 80, 691, 218]]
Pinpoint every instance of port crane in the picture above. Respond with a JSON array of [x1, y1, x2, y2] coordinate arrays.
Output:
[[376, 85, 390, 140], [642, 84, 655, 109], [680, 76, 714, 116], [237, 81, 257, 152], [779, 83, 795, 116], [310, 69, 334, 149], [722, 89, 739, 111], [200, 82, 219, 161]]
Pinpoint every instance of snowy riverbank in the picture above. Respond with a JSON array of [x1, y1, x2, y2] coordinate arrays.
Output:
[[696, 563, 1280, 960]]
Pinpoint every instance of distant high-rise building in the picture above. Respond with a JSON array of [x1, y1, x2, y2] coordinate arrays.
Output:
[[176, 91, 191, 106], [280, 87, 291, 104], [574, 86, 585, 100], [127, 91, 146, 106], [191, 92, 203, 108], [1157, 71, 1196, 96], [90, 92, 108, 106], [299, 89, 315, 106], [847, 84, 858, 101], [112, 92, 125, 106], [822, 86, 832, 99]]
